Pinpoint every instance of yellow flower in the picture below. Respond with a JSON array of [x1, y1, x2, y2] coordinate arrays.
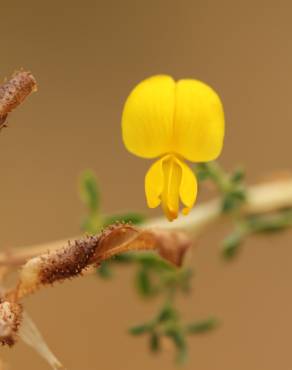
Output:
[[122, 75, 225, 221]]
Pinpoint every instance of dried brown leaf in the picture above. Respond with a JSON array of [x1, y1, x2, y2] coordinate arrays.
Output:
[[16, 224, 191, 298]]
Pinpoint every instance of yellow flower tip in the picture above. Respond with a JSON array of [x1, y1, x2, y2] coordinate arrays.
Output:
[[182, 207, 190, 216], [163, 206, 178, 222]]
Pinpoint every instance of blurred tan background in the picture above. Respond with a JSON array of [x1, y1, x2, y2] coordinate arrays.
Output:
[[1, 0, 292, 369]]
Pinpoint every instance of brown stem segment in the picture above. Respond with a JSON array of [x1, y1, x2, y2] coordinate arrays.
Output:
[[15, 223, 191, 299], [0, 70, 37, 128], [0, 297, 22, 346], [0, 224, 191, 346]]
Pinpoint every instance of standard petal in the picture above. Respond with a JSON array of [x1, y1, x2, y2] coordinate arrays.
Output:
[[122, 75, 175, 158], [173, 79, 225, 162], [175, 158, 198, 215], [145, 157, 165, 208]]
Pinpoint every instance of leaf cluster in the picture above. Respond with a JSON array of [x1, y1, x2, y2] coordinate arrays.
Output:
[[196, 162, 292, 259], [79, 169, 218, 364], [130, 304, 218, 364]]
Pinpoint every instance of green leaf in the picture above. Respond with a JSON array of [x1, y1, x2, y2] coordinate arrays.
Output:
[[221, 189, 246, 213], [149, 332, 160, 353], [157, 304, 178, 323], [135, 268, 156, 297], [103, 212, 145, 227], [176, 344, 188, 365], [97, 261, 112, 279], [247, 211, 292, 234], [135, 253, 174, 271], [231, 167, 245, 183], [197, 162, 247, 214], [222, 230, 245, 259], [178, 268, 193, 293], [129, 324, 151, 336], [195, 163, 210, 182], [186, 317, 219, 334], [166, 329, 188, 365], [79, 170, 100, 212], [113, 253, 135, 263]]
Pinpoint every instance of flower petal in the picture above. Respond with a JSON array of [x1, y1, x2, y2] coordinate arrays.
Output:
[[161, 155, 182, 221], [122, 75, 175, 158], [175, 157, 198, 215], [145, 157, 165, 208], [173, 79, 225, 162]]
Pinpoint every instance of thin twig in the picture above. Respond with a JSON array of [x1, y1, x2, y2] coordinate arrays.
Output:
[[145, 177, 292, 232], [0, 177, 290, 268]]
